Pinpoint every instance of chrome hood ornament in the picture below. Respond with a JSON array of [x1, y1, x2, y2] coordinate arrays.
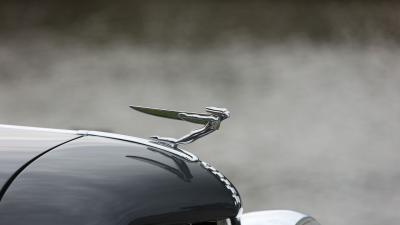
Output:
[[130, 106, 230, 148]]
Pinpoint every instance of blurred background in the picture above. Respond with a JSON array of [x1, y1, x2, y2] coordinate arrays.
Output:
[[1, 1, 400, 224]]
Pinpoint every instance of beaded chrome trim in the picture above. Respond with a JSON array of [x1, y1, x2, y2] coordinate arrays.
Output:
[[201, 161, 241, 207]]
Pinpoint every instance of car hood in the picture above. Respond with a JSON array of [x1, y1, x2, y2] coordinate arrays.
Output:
[[0, 126, 241, 225], [0, 125, 80, 197]]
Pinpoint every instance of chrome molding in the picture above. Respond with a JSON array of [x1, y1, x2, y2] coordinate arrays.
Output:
[[0, 124, 199, 161], [77, 130, 199, 161], [0, 124, 77, 135], [201, 161, 241, 207]]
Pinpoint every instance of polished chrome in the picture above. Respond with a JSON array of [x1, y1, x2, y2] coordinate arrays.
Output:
[[77, 130, 199, 161], [201, 161, 241, 207], [241, 210, 320, 225], [0, 124, 199, 161], [0, 124, 77, 135], [130, 106, 230, 148]]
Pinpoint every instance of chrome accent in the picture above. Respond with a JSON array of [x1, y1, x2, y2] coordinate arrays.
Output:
[[130, 106, 230, 148], [0, 125, 199, 161], [77, 130, 199, 161], [0, 124, 77, 135], [201, 161, 241, 207], [241, 210, 320, 225]]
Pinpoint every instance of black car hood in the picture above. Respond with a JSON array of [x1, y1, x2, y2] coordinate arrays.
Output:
[[0, 134, 241, 225], [0, 125, 80, 198]]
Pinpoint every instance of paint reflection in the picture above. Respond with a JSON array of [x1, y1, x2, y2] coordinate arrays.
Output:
[[126, 147, 193, 182]]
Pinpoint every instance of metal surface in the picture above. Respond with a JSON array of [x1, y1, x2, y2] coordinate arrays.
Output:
[[0, 124, 200, 161], [241, 210, 320, 225], [0, 136, 241, 225], [201, 162, 241, 207], [0, 125, 80, 200], [0, 124, 78, 135], [131, 106, 230, 148], [77, 130, 199, 161]]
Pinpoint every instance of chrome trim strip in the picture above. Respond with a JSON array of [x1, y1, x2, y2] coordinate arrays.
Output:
[[0, 124, 199, 161], [201, 161, 242, 207], [0, 124, 78, 135], [77, 130, 199, 161]]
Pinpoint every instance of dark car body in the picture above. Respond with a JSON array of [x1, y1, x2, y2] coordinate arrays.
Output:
[[0, 125, 240, 225], [0, 123, 320, 225]]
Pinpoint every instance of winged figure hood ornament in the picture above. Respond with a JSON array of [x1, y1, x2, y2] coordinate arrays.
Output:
[[130, 106, 230, 148]]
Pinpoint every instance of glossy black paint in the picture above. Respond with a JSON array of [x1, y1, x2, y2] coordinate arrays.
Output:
[[0, 136, 240, 225], [0, 125, 79, 197]]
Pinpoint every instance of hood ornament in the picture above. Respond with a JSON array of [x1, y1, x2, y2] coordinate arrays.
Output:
[[130, 106, 230, 148]]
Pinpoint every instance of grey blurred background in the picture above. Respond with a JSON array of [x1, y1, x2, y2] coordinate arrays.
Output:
[[1, 1, 400, 225]]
